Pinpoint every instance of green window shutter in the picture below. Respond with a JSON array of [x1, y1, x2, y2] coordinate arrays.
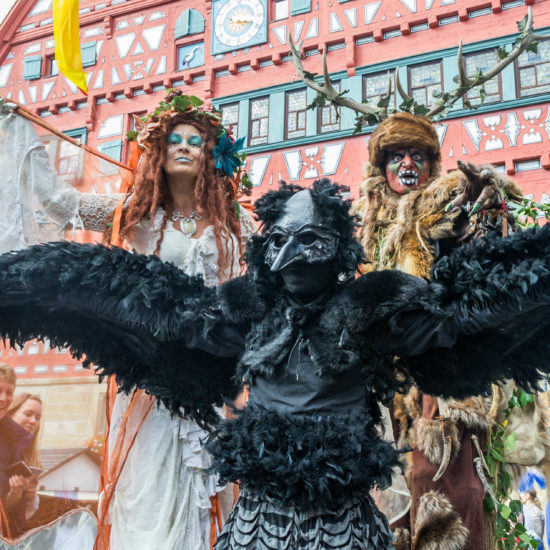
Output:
[[189, 10, 205, 34], [174, 11, 190, 39], [98, 140, 122, 162], [290, 0, 311, 15], [23, 55, 42, 80], [81, 42, 97, 68], [175, 9, 204, 38]]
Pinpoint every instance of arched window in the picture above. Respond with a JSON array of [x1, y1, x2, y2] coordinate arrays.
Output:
[[174, 9, 205, 39]]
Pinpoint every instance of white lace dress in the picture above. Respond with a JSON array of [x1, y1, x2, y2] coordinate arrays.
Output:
[[106, 210, 255, 550], [0, 111, 257, 549]]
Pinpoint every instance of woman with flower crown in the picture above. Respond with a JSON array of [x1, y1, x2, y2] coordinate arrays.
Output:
[[0, 90, 256, 549]]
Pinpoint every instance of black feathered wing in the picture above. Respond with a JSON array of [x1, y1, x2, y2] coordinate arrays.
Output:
[[375, 225, 550, 399], [0, 242, 246, 427]]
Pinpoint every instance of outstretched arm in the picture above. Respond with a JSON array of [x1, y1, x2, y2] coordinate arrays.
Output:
[[0, 242, 249, 427], [0, 103, 124, 248], [360, 225, 550, 399]]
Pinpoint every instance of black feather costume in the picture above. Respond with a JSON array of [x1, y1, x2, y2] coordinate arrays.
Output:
[[1, 179, 550, 549]]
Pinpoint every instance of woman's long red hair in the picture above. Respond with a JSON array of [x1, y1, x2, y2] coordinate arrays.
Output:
[[105, 111, 242, 279]]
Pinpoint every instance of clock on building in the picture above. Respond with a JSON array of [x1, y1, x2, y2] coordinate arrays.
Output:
[[211, 0, 268, 55]]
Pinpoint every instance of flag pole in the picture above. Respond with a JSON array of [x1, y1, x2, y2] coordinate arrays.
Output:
[[2, 96, 133, 173]]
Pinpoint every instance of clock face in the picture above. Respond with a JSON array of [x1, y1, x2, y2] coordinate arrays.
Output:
[[212, 0, 267, 55]]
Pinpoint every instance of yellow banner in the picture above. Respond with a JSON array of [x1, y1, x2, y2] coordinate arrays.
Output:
[[52, 0, 88, 95]]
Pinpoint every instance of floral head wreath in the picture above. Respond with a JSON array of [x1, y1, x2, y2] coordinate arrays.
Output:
[[126, 89, 252, 200]]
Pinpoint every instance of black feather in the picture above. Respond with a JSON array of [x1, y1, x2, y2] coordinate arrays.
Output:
[[206, 404, 402, 509], [0, 241, 243, 428]]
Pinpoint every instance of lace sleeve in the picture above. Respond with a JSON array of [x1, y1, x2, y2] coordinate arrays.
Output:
[[78, 194, 123, 232], [239, 205, 258, 245]]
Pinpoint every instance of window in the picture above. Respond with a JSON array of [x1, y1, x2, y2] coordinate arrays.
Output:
[[174, 9, 205, 38], [515, 158, 541, 172], [23, 55, 42, 80], [27, 343, 40, 355], [221, 103, 239, 139], [516, 39, 550, 97], [286, 89, 307, 139], [408, 61, 443, 108], [318, 81, 340, 133], [363, 71, 396, 109], [97, 140, 123, 178], [273, 0, 288, 20], [290, 0, 311, 16], [43, 128, 86, 186], [98, 140, 122, 161], [81, 41, 97, 68], [249, 97, 269, 146], [45, 54, 58, 77], [464, 50, 502, 105]]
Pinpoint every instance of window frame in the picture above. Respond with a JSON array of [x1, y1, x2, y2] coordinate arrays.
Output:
[[407, 59, 443, 108], [249, 96, 270, 147], [44, 53, 59, 78], [317, 81, 341, 134], [42, 127, 87, 186], [515, 38, 550, 98], [362, 71, 396, 111], [220, 102, 240, 140], [273, 0, 289, 21], [463, 49, 503, 106], [285, 88, 307, 140]]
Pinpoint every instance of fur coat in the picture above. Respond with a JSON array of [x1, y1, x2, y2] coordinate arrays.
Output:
[[351, 163, 523, 278], [352, 162, 524, 550]]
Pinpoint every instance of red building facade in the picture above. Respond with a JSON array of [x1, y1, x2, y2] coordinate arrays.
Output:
[[0, 0, 549, 415]]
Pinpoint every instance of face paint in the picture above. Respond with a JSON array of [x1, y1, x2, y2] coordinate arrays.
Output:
[[163, 123, 203, 181], [384, 147, 430, 193], [166, 132, 203, 148]]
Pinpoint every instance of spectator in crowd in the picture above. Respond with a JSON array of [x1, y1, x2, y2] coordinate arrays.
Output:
[[0, 364, 33, 538], [520, 489, 545, 550], [6, 394, 43, 536]]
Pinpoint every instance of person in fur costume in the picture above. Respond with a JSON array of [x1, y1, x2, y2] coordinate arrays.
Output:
[[352, 112, 523, 278], [351, 112, 525, 550], [1, 180, 550, 549]]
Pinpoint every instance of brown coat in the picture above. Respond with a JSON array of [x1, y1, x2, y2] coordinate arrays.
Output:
[[393, 390, 489, 550], [351, 164, 514, 550]]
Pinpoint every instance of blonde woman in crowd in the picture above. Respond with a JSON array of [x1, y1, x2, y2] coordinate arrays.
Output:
[[6, 394, 43, 537]]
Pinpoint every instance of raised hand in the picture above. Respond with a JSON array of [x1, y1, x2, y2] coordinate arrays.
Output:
[[0, 97, 17, 117], [446, 160, 505, 217]]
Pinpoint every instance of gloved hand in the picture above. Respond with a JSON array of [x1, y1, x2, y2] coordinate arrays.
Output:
[[446, 160, 504, 217]]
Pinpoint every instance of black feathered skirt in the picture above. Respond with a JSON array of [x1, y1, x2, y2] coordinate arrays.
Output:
[[215, 489, 395, 549], [207, 405, 399, 548]]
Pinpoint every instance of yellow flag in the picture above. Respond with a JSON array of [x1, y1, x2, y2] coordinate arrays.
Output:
[[52, 0, 88, 95]]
